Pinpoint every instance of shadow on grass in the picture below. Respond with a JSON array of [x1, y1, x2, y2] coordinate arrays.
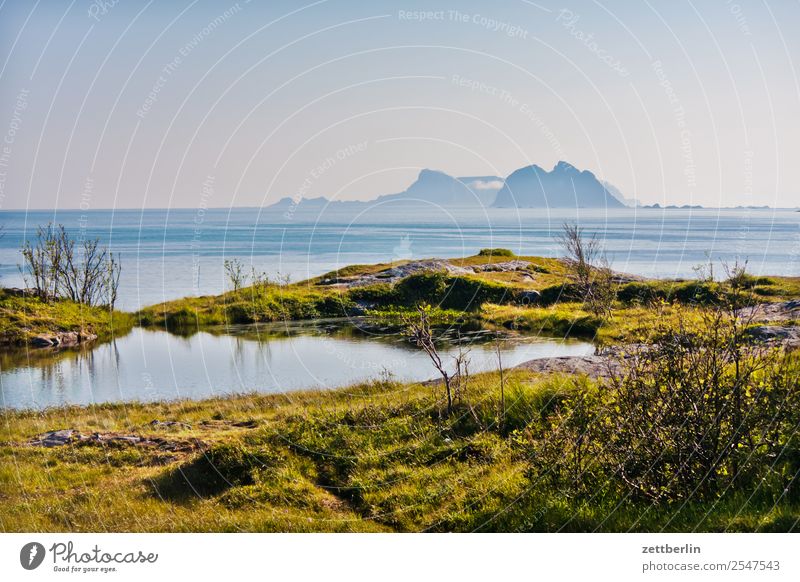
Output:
[[149, 441, 269, 502]]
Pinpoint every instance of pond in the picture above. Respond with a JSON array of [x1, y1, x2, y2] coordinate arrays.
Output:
[[0, 321, 594, 410]]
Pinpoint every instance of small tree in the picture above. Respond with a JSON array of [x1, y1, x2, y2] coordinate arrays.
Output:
[[224, 258, 247, 291], [20, 224, 62, 300], [556, 222, 615, 319], [58, 233, 120, 307], [407, 304, 452, 417], [105, 251, 122, 309]]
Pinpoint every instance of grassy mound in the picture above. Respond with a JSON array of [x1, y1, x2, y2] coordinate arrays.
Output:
[[0, 289, 134, 346], [3, 344, 799, 532]]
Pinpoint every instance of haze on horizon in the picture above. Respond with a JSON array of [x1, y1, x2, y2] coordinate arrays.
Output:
[[0, 0, 798, 210]]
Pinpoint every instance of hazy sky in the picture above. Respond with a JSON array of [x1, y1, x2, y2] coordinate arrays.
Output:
[[1, 0, 798, 209]]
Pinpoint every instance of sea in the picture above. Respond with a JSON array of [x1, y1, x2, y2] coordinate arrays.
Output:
[[1, 206, 797, 310]]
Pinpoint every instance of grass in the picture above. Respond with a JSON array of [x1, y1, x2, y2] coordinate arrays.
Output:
[[135, 285, 353, 329], [0, 289, 134, 346], [136, 256, 557, 330], [134, 251, 800, 338], [2, 368, 797, 532], [134, 251, 570, 330], [3, 251, 798, 532], [480, 301, 713, 344], [482, 302, 604, 337]]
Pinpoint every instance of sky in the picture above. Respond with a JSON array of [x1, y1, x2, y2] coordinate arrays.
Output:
[[0, 0, 798, 210]]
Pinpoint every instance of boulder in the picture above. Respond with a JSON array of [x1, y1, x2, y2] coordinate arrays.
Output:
[[738, 299, 800, 323], [746, 325, 800, 348], [515, 290, 541, 305], [30, 335, 56, 347], [28, 330, 98, 349], [515, 355, 620, 379]]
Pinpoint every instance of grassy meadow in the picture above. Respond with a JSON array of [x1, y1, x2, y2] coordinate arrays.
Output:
[[2, 362, 799, 533], [2, 250, 799, 532]]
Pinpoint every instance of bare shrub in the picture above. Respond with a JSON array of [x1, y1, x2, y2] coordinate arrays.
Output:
[[224, 258, 247, 292], [19, 223, 121, 309], [405, 304, 478, 420], [557, 222, 615, 319]]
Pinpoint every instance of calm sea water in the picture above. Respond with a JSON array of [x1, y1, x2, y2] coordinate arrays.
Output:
[[0, 323, 593, 410], [0, 206, 798, 310]]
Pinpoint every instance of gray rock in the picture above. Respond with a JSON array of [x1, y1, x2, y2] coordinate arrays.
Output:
[[28, 330, 98, 349], [738, 299, 800, 323], [748, 326, 791, 339], [746, 325, 800, 348], [30, 335, 55, 347], [471, 260, 531, 273], [79, 331, 98, 343], [33, 429, 78, 447], [104, 435, 142, 444], [318, 259, 533, 288], [515, 355, 620, 378], [516, 290, 541, 305], [54, 332, 79, 347]]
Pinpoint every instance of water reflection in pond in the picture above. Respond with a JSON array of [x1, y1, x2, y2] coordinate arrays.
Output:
[[0, 321, 594, 410]]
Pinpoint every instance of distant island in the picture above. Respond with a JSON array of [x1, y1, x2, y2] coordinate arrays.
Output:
[[266, 161, 792, 214], [492, 161, 624, 208], [269, 161, 635, 213]]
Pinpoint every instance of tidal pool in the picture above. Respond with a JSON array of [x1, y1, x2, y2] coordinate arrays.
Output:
[[0, 321, 594, 410]]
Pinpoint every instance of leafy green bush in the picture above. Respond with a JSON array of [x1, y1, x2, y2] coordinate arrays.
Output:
[[164, 307, 199, 330], [477, 248, 516, 257], [537, 283, 582, 305], [347, 283, 398, 304], [669, 281, 720, 304], [441, 276, 512, 310], [617, 281, 665, 304], [529, 307, 800, 503], [394, 271, 448, 305], [314, 295, 353, 317], [392, 272, 515, 311], [752, 285, 782, 297]]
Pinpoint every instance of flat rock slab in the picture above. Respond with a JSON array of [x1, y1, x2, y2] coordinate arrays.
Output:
[[746, 325, 800, 349], [31, 429, 78, 447], [26, 430, 204, 453], [514, 355, 621, 379], [318, 259, 532, 288], [738, 300, 800, 323]]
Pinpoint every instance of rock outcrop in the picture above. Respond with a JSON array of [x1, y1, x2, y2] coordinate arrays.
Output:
[[746, 325, 800, 349], [514, 354, 618, 378], [318, 259, 533, 288], [26, 429, 204, 454], [29, 330, 98, 348], [738, 299, 800, 323]]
